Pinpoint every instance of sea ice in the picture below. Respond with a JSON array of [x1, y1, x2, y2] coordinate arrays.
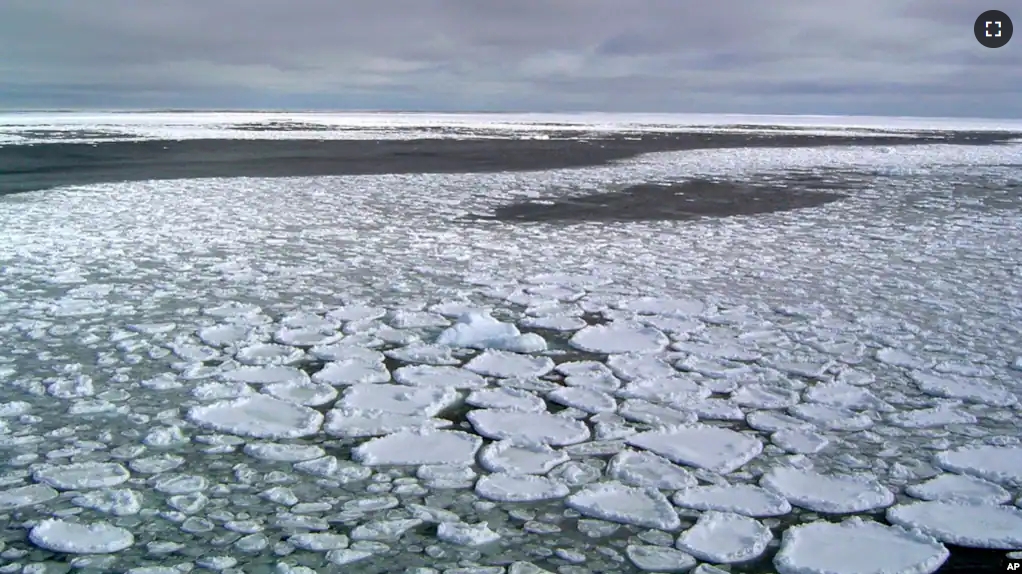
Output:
[[327, 305, 386, 322], [474, 473, 569, 502], [909, 371, 1017, 406], [313, 359, 391, 385], [350, 519, 423, 541], [773, 518, 949, 574], [198, 324, 253, 347], [772, 428, 830, 454], [888, 501, 1022, 548], [905, 473, 1011, 504], [187, 395, 323, 439], [467, 409, 590, 446], [261, 380, 337, 406], [746, 410, 814, 432], [0, 483, 59, 510], [478, 441, 569, 475], [876, 348, 932, 369], [289, 532, 350, 551], [607, 354, 677, 381], [570, 323, 669, 354], [464, 350, 555, 378], [324, 408, 448, 437], [618, 376, 710, 406], [607, 450, 698, 490], [731, 384, 800, 409], [934, 445, 1022, 486], [672, 484, 792, 517], [675, 511, 772, 563], [520, 315, 587, 331], [618, 399, 698, 426], [33, 462, 130, 490], [352, 429, 483, 466], [547, 386, 617, 413], [393, 365, 487, 389], [72, 488, 142, 516], [340, 384, 459, 416], [788, 403, 874, 431], [310, 344, 384, 363], [220, 365, 310, 386], [760, 466, 895, 513], [619, 297, 705, 317], [672, 341, 762, 362], [627, 424, 763, 474], [436, 312, 547, 352], [886, 404, 978, 428], [436, 521, 501, 546], [467, 387, 546, 412], [273, 327, 342, 347], [389, 310, 449, 329], [625, 544, 697, 573], [566, 482, 681, 530], [417, 465, 477, 489], [29, 519, 134, 554], [243, 442, 325, 462], [235, 343, 305, 366], [385, 343, 461, 365]]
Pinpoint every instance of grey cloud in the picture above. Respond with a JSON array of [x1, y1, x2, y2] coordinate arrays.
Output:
[[0, 0, 1018, 116]]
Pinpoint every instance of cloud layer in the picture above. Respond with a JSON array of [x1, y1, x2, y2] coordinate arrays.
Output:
[[2, 0, 1018, 116]]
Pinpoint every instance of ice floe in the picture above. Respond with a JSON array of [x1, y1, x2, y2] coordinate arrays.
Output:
[[352, 429, 482, 466], [672, 484, 792, 517], [436, 521, 501, 546], [33, 462, 130, 490], [243, 442, 325, 462], [475, 473, 569, 502], [773, 518, 949, 574], [467, 409, 590, 446], [261, 379, 337, 406], [466, 387, 546, 412], [392, 365, 487, 389], [607, 450, 698, 490], [0, 483, 59, 510], [909, 371, 1017, 406], [772, 428, 830, 454], [478, 441, 569, 475], [934, 445, 1022, 486], [220, 365, 310, 386], [570, 322, 669, 354], [547, 386, 617, 413], [187, 395, 323, 438], [760, 466, 895, 513], [627, 424, 763, 474], [436, 311, 547, 352], [464, 350, 555, 378], [905, 473, 1012, 504], [29, 519, 134, 554], [676, 511, 772, 563], [340, 383, 459, 416], [312, 358, 391, 385], [887, 500, 1022, 548], [625, 544, 697, 573], [566, 482, 681, 530]]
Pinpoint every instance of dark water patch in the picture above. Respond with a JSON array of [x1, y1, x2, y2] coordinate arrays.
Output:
[[474, 179, 846, 223]]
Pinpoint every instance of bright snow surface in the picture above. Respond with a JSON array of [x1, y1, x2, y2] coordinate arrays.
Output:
[[2, 113, 1022, 569]]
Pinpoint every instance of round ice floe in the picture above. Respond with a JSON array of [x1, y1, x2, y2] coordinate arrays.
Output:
[[909, 371, 1017, 407], [935, 445, 1022, 486], [675, 356, 751, 379], [289, 532, 350, 551], [352, 429, 482, 466], [243, 442, 326, 462], [464, 350, 555, 378], [731, 384, 800, 409], [607, 450, 697, 490], [627, 424, 763, 474], [672, 341, 762, 362], [520, 315, 587, 331], [187, 395, 323, 439], [192, 381, 254, 401], [198, 324, 252, 347], [467, 409, 590, 446], [547, 386, 617, 414], [33, 462, 130, 490], [876, 348, 932, 370], [803, 382, 888, 410], [261, 380, 337, 406], [385, 344, 461, 366], [273, 327, 342, 347], [392, 365, 486, 389], [436, 521, 501, 546], [672, 484, 792, 517], [29, 519, 134, 554], [340, 383, 459, 416], [619, 376, 710, 405], [350, 518, 422, 542], [905, 473, 1011, 504], [620, 297, 705, 317], [436, 311, 547, 352], [417, 465, 477, 489], [887, 501, 1022, 549], [323, 408, 448, 438], [0, 484, 59, 510], [72, 488, 142, 516], [760, 466, 895, 514], [566, 482, 681, 530], [772, 428, 830, 454], [685, 398, 745, 421], [235, 343, 305, 366], [625, 544, 697, 573], [607, 354, 677, 381], [886, 404, 977, 428], [128, 454, 184, 474], [746, 410, 814, 433], [478, 441, 569, 475], [773, 518, 949, 574], [313, 359, 391, 385], [153, 474, 208, 495], [788, 403, 873, 431], [310, 344, 384, 363], [475, 473, 569, 502], [676, 511, 772, 563], [619, 399, 698, 426], [327, 305, 386, 322], [467, 387, 546, 412], [569, 323, 669, 354], [389, 310, 450, 329]]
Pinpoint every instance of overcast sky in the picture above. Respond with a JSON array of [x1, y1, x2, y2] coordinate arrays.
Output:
[[1, 0, 1019, 117]]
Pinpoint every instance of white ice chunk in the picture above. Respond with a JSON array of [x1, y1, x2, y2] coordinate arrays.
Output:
[[436, 312, 547, 352], [340, 384, 459, 416], [478, 441, 569, 475], [672, 341, 761, 362], [33, 462, 130, 490], [29, 519, 134, 554], [935, 445, 1022, 486], [620, 297, 705, 317], [731, 384, 800, 409], [886, 404, 978, 428], [464, 350, 555, 378], [289, 532, 350, 551], [760, 466, 894, 513], [906, 473, 1011, 504], [385, 343, 461, 365], [475, 473, 569, 502], [773, 518, 949, 574], [273, 327, 342, 347], [262, 380, 338, 406], [436, 521, 500, 546], [619, 399, 697, 427], [607, 450, 697, 490], [888, 501, 1022, 549], [389, 310, 449, 329], [467, 409, 590, 446], [627, 424, 763, 474], [323, 408, 449, 438], [909, 371, 1017, 406], [675, 356, 752, 379], [243, 442, 325, 462], [747, 410, 814, 433], [565, 482, 681, 530], [198, 324, 252, 347], [235, 343, 305, 366], [772, 429, 830, 454], [467, 387, 546, 412], [221, 365, 310, 386], [672, 484, 792, 517], [570, 323, 669, 354], [393, 365, 487, 389], [72, 488, 142, 516], [803, 382, 888, 410], [789, 403, 873, 431], [876, 348, 932, 369], [547, 386, 617, 413], [310, 345, 384, 363], [350, 519, 423, 541], [327, 305, 386, 322], [625, 544, 697, 573], [676, 511, 772, 563], [619, 376, 710, 406], [417, 465, 477, 489], [187, 395, 323, 439], [352, 429, 482, 466], [607, 354, 677, 381], [313, 358, 391, 385], [521, 315, 587, 331], [0, 484, 59, 510]]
